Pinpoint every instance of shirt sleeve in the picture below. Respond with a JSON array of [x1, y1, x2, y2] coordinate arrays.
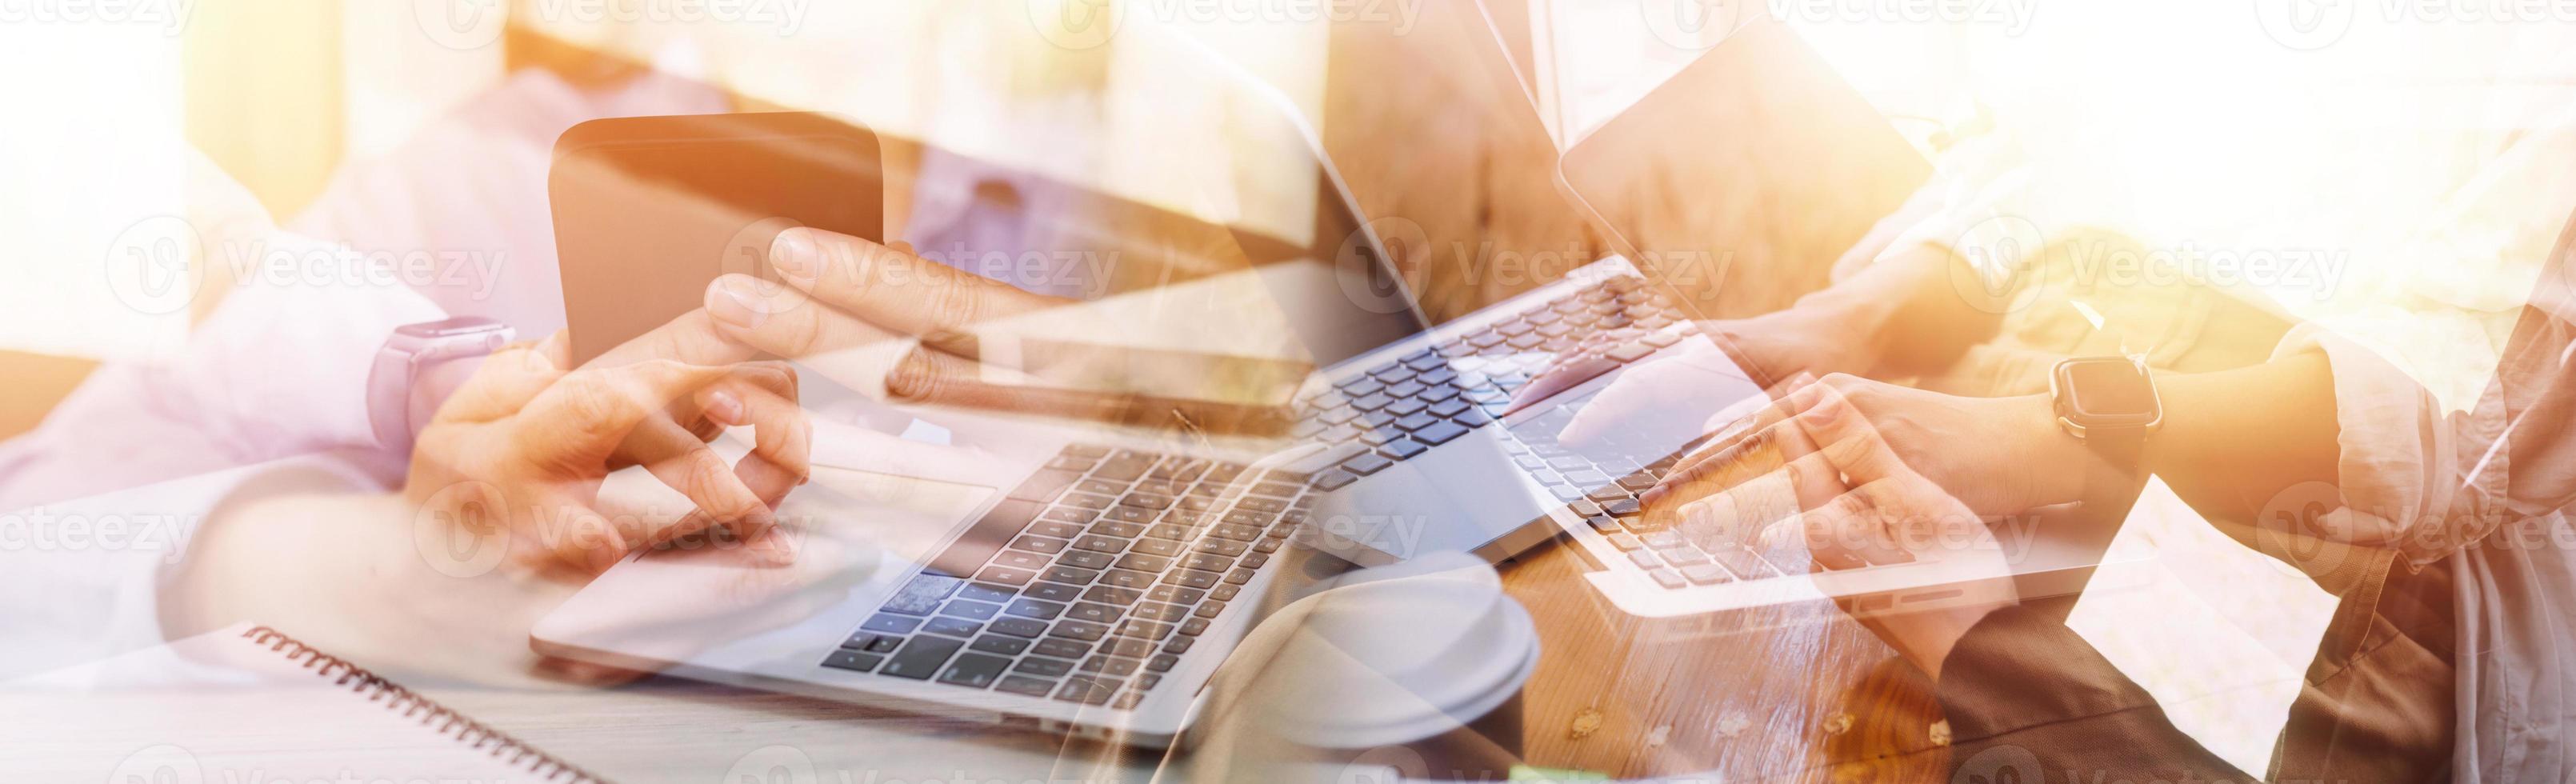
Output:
[[0, 454, 383, 680], [1935, 603, 2253, 783]]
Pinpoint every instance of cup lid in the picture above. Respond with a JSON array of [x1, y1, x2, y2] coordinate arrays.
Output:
[[1244, 553, 1541, 748]]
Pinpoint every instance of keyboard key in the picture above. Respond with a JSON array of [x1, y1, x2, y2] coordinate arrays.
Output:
[[1164, 569, 1222, 590], [1082, 638, 1144, 661], [1132, 602, 1190, 622], [882, 574, 963, 615], [1097, 511, 1152, 530], [1100, 569, 1157, 589], [1055, 676, 1120, 705], [923, 617, 982, 638], [1194, 601, 1228, 618], [1012, 535, 1070, 554], [1117, 619, 1175, 640], [1412, 421, 1470, 446], [1647, 568, 1687, 590], [1606, 533, 1644, 551], [1009, 470, 1085, 503], [1629, 550, 1662, 569], [1083, 585, 1144, 605], [1224, 568, 1257, 585], [1050, 619, 1111, 642], [988, 618, 1049, 638], [1031, 638, 1090, 660], [1061, 493, 1116, 510], [842, 632, 902, 653], [996, 674, 1058, 697], [862, 614, 923, 634], [1183, 553, 1234, 572], [938, 653, 1014, 688], [1145, 585, 1206, 605], [1064, 602, 1123, 623], [1073, 535, 1128, 554], [993, 550, 1050, 570], [974, 566, 1036, 586], [941, 599, 1003, 620], [1128, 538, 1185, 557], [878, 636, 966, 680], [1679, 564, 1730, 585], [1040, 566, 1098, 586], [1082, 655, 1144, 676], [1238, 552, 1270, 569], [1059, 550, 1115, 570], [822, 650, 884, 673], [1114, 553, 1173, 573], [1092, 454, 1157, 482], [1191, 538, 1249, 558], [1710, 546, 1781, 579], [969, 636, 1032, 659], [1165, 636, 1198, 654], [1004, 598, 1066, 620], [1015, 656, 1077, 677], [1380, 438, 1429, 460]]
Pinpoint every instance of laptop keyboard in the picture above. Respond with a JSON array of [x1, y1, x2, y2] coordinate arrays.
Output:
[[1271, 275, 1692, 490], [822, 446, 1313, 708], [818, 274, 1714, 706]]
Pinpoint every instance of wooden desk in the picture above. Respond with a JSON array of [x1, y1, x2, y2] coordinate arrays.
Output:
[[407, 530, 1940, 783]]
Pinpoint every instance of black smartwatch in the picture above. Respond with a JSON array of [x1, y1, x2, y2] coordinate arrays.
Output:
[[2050, 356, 2162, 512]]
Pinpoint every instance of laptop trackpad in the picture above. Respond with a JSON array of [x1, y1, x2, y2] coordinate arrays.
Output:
[[1314, 428, 1550, 564]]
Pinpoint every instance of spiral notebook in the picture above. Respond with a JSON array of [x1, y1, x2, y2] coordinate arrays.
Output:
[[0, 623, 601, 782]]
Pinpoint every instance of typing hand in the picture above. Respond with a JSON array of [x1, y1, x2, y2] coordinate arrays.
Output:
[[1642, 373, 2079, 519], [404, 333, 812, 576], [700, 228, 1108, 415], [1778, 382, 2018, 679]]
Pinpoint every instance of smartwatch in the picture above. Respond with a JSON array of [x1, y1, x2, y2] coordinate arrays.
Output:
[[367, 317, 515, 453], [2049, 356, 2162, 511]]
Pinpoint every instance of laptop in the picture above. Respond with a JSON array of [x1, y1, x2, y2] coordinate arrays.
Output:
[[530, 8, 2068, 746]]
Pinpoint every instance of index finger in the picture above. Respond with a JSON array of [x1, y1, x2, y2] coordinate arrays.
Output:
[[768, 227, 1064, 338]]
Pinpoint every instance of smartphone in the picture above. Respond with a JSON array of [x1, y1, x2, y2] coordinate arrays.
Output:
[[921, 333, 1312, 437], [550, 112, 883, 365]]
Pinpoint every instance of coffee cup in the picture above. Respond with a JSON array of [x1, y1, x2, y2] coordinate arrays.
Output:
[[1190, 552, 1539, 782]]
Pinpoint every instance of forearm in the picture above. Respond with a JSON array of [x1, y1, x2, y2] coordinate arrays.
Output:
[[2142, 350, 2342, 523], [1800, 245, 2004, 377]]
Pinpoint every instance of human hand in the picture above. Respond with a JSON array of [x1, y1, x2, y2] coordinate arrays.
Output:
[[403, 333, 812, 576], [700, 227, 1095, 411], [1643, 373, 2082, 520], [1774, 383, 2020, 679]]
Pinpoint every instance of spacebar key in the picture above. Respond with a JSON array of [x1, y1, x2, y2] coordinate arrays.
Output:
[[1277, 443, 1370, 479], [926, 499, 1044, 578]]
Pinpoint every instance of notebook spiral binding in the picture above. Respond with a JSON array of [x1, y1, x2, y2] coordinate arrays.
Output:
[[239, 626, 607, 784]]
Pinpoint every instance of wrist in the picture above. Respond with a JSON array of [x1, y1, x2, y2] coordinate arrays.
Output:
[[2013, 393, 2091, 510], [1787, 288, 1897, 371]]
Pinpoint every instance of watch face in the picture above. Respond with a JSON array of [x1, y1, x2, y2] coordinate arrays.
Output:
[[2058, 358, 2161, 426]]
